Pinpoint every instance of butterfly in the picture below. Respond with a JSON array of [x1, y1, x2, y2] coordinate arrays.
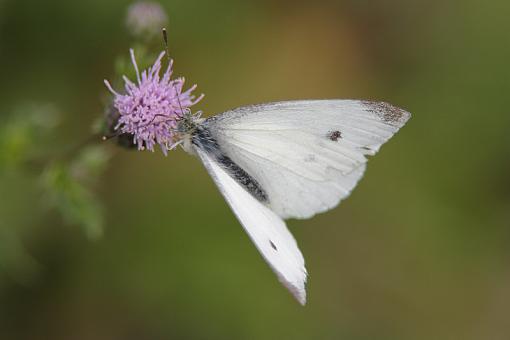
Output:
[[174, 99, 411, 305]]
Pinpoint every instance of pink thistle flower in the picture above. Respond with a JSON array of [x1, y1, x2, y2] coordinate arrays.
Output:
[[104, 49, 204, 155]]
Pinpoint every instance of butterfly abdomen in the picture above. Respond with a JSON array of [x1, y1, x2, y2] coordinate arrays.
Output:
[[191, 124, 268, 203]]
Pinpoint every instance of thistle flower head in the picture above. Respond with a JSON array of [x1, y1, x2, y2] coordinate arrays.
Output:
[[126, 1, 168, 38], [104, 49, 203, 155]]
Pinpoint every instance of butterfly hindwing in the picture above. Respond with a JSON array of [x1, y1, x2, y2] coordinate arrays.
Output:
[[195, 147, 308, 304]]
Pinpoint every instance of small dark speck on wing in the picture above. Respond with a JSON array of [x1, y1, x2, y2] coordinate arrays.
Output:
[[270, 240, 278, 251], [304, 154, 316, 162], [328, 130, 342, 142]]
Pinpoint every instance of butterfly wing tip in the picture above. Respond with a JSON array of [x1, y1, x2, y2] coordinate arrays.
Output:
[[362, 100, 412, 126], [280, 277, 307, 305], [286, 284, 307, 305], [296, 292, 307, 306]]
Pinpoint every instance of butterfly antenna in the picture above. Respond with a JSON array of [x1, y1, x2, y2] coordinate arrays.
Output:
[[162, 28, 188, 119], [102, 131, 121, 141], [162, 28, 171, 64]]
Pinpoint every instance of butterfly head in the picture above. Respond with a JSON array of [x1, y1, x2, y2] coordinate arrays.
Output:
[[172, 110, 205, 154]]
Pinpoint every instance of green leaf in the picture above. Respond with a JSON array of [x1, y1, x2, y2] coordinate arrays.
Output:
[[70, 145, 112, 182], [0, 103, 60, 170], [41, 162, 104, 240]]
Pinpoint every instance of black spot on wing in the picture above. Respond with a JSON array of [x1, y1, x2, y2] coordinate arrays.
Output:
[[192, 125, 268, 203], [328, 130, 342, 141], [270, 240, 278, 251]]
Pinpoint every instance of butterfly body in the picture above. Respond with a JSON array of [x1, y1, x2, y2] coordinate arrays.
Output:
[[179, 100, 410, 305]]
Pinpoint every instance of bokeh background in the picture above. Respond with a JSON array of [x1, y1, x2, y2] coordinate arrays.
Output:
[[1, 0, 510, 339]]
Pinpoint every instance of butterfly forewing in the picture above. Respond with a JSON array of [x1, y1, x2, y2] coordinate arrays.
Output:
[[202, 100, 411, 219]]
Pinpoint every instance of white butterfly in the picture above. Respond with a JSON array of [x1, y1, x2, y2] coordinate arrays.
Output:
[[177, 99, 411, 305]]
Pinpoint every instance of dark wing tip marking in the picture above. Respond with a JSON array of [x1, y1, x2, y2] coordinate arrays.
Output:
[[362, 100, 411, 125]]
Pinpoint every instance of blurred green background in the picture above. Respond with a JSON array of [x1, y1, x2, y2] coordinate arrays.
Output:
[[1, 0, 509, 339]]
